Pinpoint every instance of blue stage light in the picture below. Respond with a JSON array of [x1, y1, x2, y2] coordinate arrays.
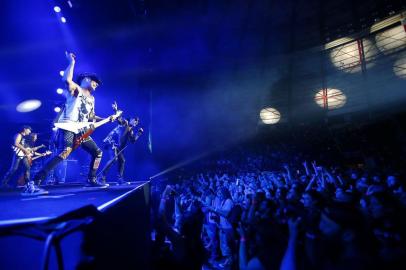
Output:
[[16, 100, 42, 113], [59, 70, 64, 76], [56, 88, 64, 94], [61, 17, 67, 23], [54, 106, 61, 113], [54, 6, 61, 13]]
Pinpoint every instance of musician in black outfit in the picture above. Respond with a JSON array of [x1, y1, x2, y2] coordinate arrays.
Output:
[[1, 126, 48, 195], [100, 117, 144, 185]]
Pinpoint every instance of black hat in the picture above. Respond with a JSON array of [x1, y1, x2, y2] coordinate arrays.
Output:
[[77, 72, 102, 85]]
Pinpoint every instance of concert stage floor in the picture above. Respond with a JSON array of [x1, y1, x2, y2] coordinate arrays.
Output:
[[0, 181, 148, 225], [0, 180, 151, 269]]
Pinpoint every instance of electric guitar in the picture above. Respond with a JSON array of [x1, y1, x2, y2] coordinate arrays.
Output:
[[54, 102, 122, 149], [12, 144, 46, 158], [54, 111, 123, 134], [28, 150, 52, 165]]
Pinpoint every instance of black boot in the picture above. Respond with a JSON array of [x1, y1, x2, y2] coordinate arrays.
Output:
[[86, 177, 108, 188]]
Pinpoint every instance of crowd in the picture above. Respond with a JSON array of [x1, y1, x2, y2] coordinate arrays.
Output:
[[150, 122, 406, 270]]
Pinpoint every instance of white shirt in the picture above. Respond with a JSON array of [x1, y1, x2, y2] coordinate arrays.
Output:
[[58, 87, 95, 123]]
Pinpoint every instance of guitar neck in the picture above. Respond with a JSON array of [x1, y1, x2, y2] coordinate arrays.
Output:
[[32, 145, 45, 151], [31, 155, 42, 161], [31, 151, 51, 161], [93, 117, 112, 129], [93, 110, 122, 130]]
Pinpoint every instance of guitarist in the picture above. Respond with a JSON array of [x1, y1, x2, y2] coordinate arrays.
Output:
[[1, 126, 47, 195], [100, 117, 144, 185], [17, 133, 51, 186], [32, 52, 114, 189]]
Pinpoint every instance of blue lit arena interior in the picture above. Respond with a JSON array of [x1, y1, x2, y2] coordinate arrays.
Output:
[[1, 0, 406, 269]]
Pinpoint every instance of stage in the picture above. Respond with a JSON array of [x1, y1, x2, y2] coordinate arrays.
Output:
[[0, 181, 147, 225], [0, 180, 152, 269]]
